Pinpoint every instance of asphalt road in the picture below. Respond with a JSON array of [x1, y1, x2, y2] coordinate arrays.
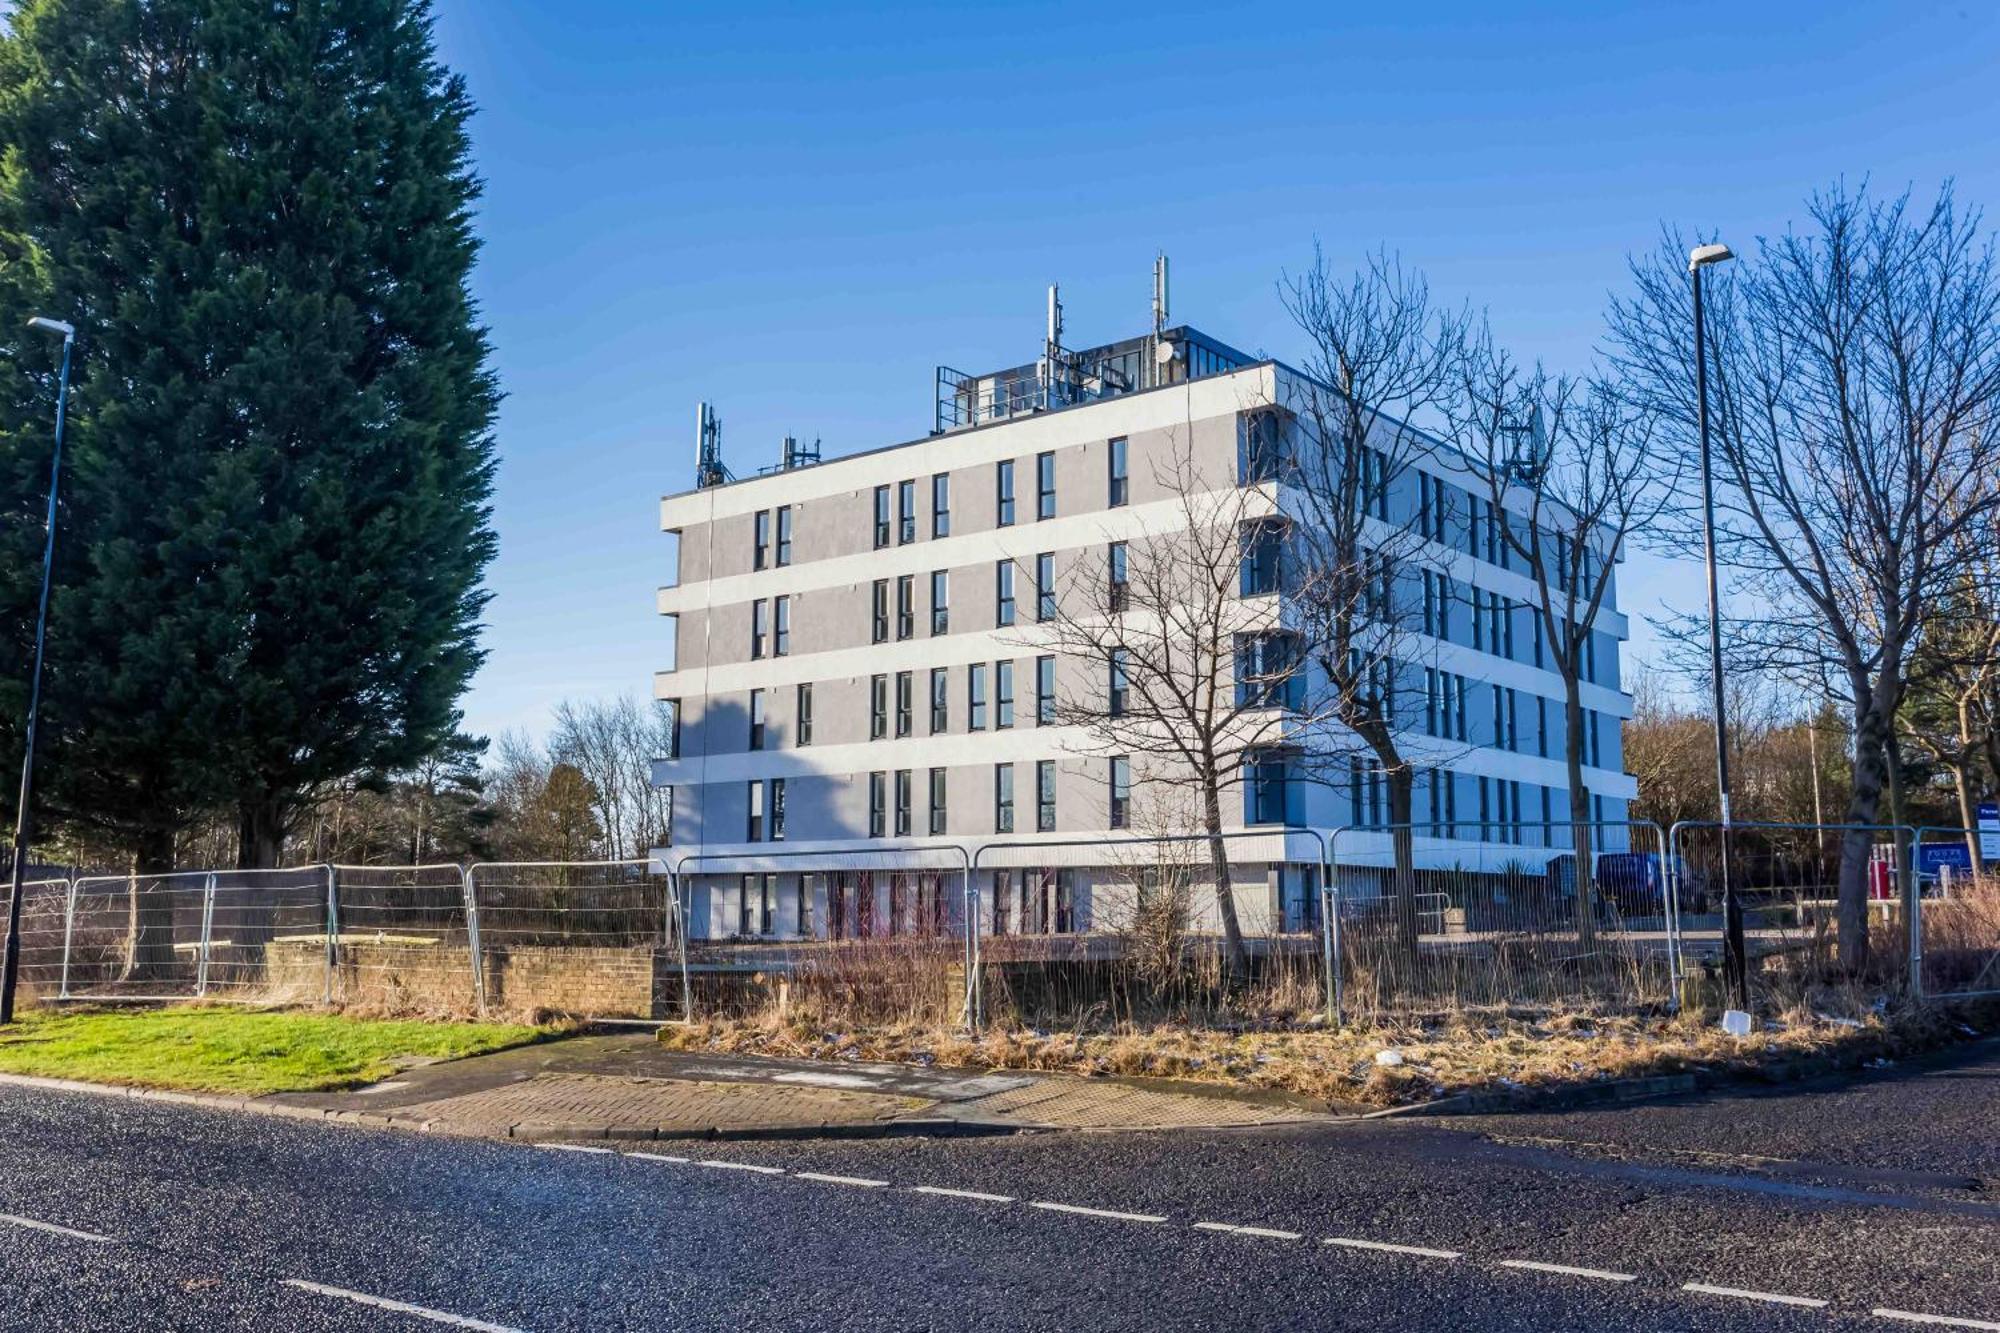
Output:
[[0, 1042, 1994, 1332]]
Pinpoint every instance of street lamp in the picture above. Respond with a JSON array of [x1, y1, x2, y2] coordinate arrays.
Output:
[[1688, 243, 1749, 1008], [2, 316, 76, 1025]]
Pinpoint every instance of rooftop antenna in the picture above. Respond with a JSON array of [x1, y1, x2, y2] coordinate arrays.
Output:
[[782, 434, 821, 470], [1152, 253, 1170, 335], [1040, 283, 1068, 409], [695, 401, 730, 489], [1498, 404, 1544, 487]]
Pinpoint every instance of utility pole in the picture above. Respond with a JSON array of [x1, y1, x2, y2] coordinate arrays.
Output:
[[1689, 243, 1750, 1009], [3, 317, 77, 1025]]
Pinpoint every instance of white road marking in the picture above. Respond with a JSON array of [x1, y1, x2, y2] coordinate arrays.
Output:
[[1873, 1311, 2000, 1331], [693, 1160, 784, 1175], [535, 1144, 612, 1155], [1682, 1282, 1828, 1309], [794, 1172, 890, 1189], [1194, 1221, 1303, 1240], [0, 1213, 112, 1244], [1498, 1259, 1637, 1283], [1030, 1201, 1167, 1224], [281, 1279, 526, 1332], [624, 1152, 691, 1164], [909, 1185, 1015, 1204], [1324, 1237, 1462, 1260]]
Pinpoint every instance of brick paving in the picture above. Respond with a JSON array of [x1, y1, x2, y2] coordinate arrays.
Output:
[[388, 1073, 932, 1136], [954, 1080, 1306, 1130]]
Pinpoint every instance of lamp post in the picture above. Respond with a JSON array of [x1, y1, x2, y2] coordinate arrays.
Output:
[[1688, 243, 1748, 1008], [2, 316, 76, 1025]]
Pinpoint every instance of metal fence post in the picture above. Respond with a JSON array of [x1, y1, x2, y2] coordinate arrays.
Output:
[[1320, 828, 1344, 1028], [965, 846, 986, 1031], [194, 872, 217, 997], [461, 866, 487, 1015], [57, 877, 78, 1001], [1906, 825, 1925, 1000], [323, 864, 340, 1007], [667, 868, 693, 1021]]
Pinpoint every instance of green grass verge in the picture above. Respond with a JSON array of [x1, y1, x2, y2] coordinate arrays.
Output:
[[0, 1007, 550, 1096]]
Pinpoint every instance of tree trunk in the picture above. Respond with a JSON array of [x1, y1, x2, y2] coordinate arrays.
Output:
[[1957, 697, 1984, 872], [1837, 692, 1893, 976], [236, 794, 289, 870], [232, 793, 292, 963], [121, 825, 179, 982], [1386, 765, 1420, 969], [1563, 684, 1597, 948], [1200, 774, 1248, 982]]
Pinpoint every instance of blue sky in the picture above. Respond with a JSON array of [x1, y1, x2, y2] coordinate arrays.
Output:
[[430, 1, 2000, 744]]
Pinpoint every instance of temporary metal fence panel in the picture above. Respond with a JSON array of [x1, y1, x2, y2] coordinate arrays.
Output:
[[61, 871, 216, 1001], [0, 878, 74, 1004], [668, 844, 970, 1029], [326, 864, 477, 1011], [1912, 827, 2000, 997], [465, 861, 687, 1020], [1668, 821, 1915, 1008], [1327, 821, 1675, 1022], [970, 829, 1331, 1032]]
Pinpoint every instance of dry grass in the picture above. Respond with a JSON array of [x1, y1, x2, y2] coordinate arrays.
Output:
[[660, 998, 1988, 1109]]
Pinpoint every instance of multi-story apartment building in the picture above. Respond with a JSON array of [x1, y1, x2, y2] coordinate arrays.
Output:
[[652, 311, 1636, 941]]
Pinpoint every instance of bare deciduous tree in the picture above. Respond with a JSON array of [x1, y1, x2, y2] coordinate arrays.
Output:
[[1608, 182, 2000, 972]]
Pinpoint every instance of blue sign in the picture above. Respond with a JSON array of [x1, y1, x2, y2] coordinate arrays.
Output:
[[1916, 842, 1973, 880]]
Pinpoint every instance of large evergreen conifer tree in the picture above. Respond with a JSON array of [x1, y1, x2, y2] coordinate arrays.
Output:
[[0, 0, 497, 879]]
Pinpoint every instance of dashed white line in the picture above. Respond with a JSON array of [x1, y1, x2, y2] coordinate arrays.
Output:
[[535, 1144, 613, 1155], [794, 1171, 890, 1189], [1324, 1237, 1463, 1260], [1498, 1259, 1637, 1283], [280, 1279, 526, 1332], [1873, 1311, 2000, 1331], [909, 1185, 1016, 1204], [623, 1151, 691, 1164], [1193, 1221, 1303, 1241], [1030, 1201, 1168, 1224], [1682, 1282, 1828, 1309], [0, 1213, 113, 1244], [693, 1160, 784, 1175]]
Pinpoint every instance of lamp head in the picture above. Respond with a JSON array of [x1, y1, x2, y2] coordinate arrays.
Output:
[[26, 316, 74, 339], [1688, 244, 1734, 273]]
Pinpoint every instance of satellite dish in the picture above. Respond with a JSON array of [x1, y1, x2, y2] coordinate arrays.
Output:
[[1154, 339, 1179, 365]]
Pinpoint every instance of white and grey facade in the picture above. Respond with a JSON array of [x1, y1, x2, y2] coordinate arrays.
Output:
[[651, 324, 1636, 941]]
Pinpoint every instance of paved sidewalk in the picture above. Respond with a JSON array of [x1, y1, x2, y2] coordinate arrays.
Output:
[[249, 1031, 1333, 1141]]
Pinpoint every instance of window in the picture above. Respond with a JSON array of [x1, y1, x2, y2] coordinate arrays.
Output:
[[747, 780, 765, 842], [758, 875, 776, 934], [1240, 520, 1283, 596], [928, 768, 947, 835], [750, 598, 769, 659], [770, 778, 786, 841], [930, 570, 949, 635], [1036, 552, 1056, 621], [995, 660, 1015, 728], [996, 561, 1016, 626], [753, 509, 770, 571], [1036, 451, 1056, 520], [1108, 436, 1129, 507], [871, 579, 888, 644], [994, 763, 1015, 833], [1107, 541, 1129, 612], [869, 772, 887, 837], [737, 876, 755, 935], [1536, 695, 1548, 758], [1248, 753, 1290, 825], [895, 670, 913, 738], [1237, 632, 1300, 709], [896, 573, 915, 640], [795, 877, 812, 938], [870, 674, 888, 740], [1240, 410, 1282, 483], [968, 663, 988, 730], [930, 667, 949, 734], [996, 459, 1016, 526], [1109, 649, 1130, 717], [897, 478, 916, 544], [796, 683, 814, 746], [932, 473, 950, 538], [1109, 756, 1131, 830], [775, 505, 793, 566], [873, 485, 891, 549], [1035, 655, 1056, 725], [666, 699, 682, 759], [893, 769, 912, 836], [748, 688, 765, 750], [1036, 760, 1057, 832], [773, 594, 790, 656]]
